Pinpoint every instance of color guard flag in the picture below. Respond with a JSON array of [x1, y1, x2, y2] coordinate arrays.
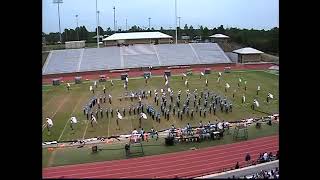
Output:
[[71, 117, 77, 124], [67, 83, 70, 87], [226, 83, 230, 89], [141, 113, 147, 119], [46, 118, 53, 127], [117, 112, 123, 119], [218, 72, 222, 77], [217, 77, 220, 83], [183, 73, 187, 77], [206, 79, 208, 84], [257, 86, 261, 91], [201, 72, 204, 76], [91, 116, 97, 122], [89, 86, 93, 91], [268, 93, 274, 99], [185, 80, 188, 86], [239, 78, 242, 83], [254, 100, 260, 107]]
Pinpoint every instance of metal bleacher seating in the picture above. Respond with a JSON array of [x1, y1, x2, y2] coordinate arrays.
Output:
[[42, 43, 233, 75]]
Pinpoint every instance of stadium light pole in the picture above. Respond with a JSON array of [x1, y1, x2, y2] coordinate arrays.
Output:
[[53, 0, 63, 43], [148, 17, 151, 30], [178, 16, 181, 41], [113, 6, 116, 33], [75, 14, 79, 40], [126, 18, 128, 31], [175, 0, 177, 44], [96, 0, 99, 48]]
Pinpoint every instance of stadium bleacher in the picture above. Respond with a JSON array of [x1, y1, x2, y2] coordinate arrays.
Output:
[[43, 49, 81, 74], [191, 43, 231, 64], [155, 43, 199, 66], [43, 43, 233, 75]]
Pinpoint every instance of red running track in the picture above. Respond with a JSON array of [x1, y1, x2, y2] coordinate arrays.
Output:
[[42, 63, 276, 84], [43, 135, 278, 179]]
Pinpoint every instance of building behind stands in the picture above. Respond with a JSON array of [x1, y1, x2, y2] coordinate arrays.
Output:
[[233, 47, 264, 63], [102, 31, 173, 46]]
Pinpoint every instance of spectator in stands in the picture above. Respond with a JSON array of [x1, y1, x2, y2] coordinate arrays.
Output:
[[235, 162, 240, 169], [263, 152, 268, 162], [268, 152, 273, 160], [245, 153, 251, 165]]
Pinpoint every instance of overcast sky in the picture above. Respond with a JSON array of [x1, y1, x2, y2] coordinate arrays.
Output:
[[43, 0, 278, 33]]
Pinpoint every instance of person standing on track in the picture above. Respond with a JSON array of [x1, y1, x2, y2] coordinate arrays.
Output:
[[103, 85, 106, 94]]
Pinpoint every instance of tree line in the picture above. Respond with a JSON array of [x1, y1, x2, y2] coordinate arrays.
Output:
[[43, 25, 278, 54]]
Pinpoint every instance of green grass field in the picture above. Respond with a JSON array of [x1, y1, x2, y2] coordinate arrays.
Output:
[[42, 70, 279, 142]]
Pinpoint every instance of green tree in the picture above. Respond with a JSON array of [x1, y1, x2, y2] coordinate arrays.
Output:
[[202, 27, 209, 40], [217, 25, 225, 34]]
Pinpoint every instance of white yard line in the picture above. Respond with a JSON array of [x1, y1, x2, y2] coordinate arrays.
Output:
[[42, 95, 70, 132], [42, 94, 56, 111], [107, 117, 111, 137], [82, 120, 89, 140], [57, 92, 86, 141]]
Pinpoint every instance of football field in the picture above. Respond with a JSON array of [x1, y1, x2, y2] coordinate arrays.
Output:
[[42, 70, 279, 142]]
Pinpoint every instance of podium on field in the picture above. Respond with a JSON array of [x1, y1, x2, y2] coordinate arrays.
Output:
[[233, 123, 248, 140]]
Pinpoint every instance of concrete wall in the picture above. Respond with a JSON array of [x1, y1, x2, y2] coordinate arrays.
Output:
[[65, 41, 86, 49], [239, 54, 262, 63]]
